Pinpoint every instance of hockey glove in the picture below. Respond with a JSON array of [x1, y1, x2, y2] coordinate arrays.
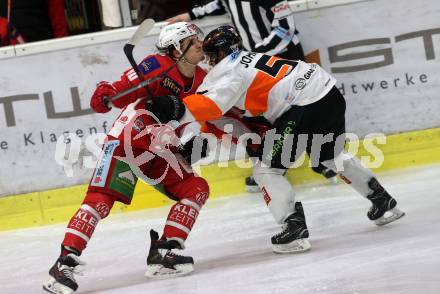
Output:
[[147, 95, 186, 123], [90, 81, 116, 113], [179, 136, 209, 164]]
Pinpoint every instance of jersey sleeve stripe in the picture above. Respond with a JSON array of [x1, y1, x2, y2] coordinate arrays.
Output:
[[183, 94, 223, 121]]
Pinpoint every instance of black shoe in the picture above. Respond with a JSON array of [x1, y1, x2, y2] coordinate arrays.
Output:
[[43, 254, 84, 294], [271, 202, 311, 253], [321, 168, 337, 179], [312, 165, 338, 183], [245, 176, 260, 193], [145, 230, 194, 278], [366, 178, 405, 225]]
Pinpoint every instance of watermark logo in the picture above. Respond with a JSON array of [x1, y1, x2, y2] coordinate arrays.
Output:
[[54, 117, 387, 183]]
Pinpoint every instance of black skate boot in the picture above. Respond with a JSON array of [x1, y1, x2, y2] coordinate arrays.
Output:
[[145, 229, 194, 279], [312, 164, 338, 184], [366, 178, 405, 226], [245, 176, 260, 193], [271, 202, 311, 254], [43, 253, 84, 294]]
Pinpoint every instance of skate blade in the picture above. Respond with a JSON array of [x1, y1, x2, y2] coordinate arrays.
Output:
[[43, 276, 74, 294], [145, 263, 194, 279], [273, 238, 311, 254], [245, 185, 261, 193], [374, 208, 405, 226]]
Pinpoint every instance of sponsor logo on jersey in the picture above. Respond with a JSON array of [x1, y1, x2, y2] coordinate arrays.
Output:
[[118, 170, 136, 185], [138, 56, 160, 75], [294, 67, 316, 90], [160, 76, 182, 96], [295, 78, 306, 90], [109, 105, 137, 137], [132, 117, 145, 133], [272, 3, 289, 14], [119, 115, 128, 123], [229, 46, 241, 61], [304, 67, 316, 79], [91, 140, 120, 187], [266, 121, 295, 161]]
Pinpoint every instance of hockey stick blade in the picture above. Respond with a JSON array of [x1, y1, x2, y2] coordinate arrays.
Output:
[[123, 18, 155, 77], [129, 18, 155, 47], [104, 19, 155, 107], [123, 18, 155, 74]]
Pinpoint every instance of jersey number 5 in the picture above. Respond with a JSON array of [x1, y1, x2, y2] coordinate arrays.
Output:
[[254, 54, 297, 78]]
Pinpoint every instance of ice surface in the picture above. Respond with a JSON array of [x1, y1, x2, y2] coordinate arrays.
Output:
[[1, 165, 440, 294]]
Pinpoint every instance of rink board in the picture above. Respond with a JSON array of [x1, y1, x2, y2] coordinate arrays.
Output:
[[0, 127, 439, 232], [1, 0, 440, 197]]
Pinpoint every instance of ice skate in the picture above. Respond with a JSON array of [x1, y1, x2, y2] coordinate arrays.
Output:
[[145, 230, 194, 279], [245, 176, 261, 193], [272, 202, 311, 254], [366, 178, 405, 226], [312, 165, 338, 184], [321, 168, 338, 184], [43, 253, 84, 294]]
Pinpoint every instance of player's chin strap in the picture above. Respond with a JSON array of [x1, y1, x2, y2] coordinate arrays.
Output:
[[181, 57, 199, 67], [175, 39, 197, 66]]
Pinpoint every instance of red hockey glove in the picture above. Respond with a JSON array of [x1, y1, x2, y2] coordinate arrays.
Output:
[[90, 81, 117, 113]]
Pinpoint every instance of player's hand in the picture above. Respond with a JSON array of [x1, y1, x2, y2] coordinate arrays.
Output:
[[166, 13, 191, 24], [90, 81, 116, 113]]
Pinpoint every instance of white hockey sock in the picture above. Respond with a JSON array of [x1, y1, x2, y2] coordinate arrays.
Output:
[[253, 165, 295, 224], [321, 152, 375, 197]]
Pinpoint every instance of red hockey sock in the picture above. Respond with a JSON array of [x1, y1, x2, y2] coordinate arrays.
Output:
[[61, 192, 114, 255], [62, 204, 102, 253], [163, 199, 202, 248]]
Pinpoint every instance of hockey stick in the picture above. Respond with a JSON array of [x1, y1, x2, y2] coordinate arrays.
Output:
[[106, 44, 193, 105], [123, 18, 155, 81], [104, 18, 155, 107], [107, 44, 192, 101], [106, 24, 195, 106]]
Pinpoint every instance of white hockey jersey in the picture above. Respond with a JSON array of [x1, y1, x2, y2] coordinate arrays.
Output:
[[181, 50, 336, 124]]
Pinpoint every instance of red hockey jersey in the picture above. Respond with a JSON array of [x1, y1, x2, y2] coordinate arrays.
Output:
[[111, 54, 207, 109]]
